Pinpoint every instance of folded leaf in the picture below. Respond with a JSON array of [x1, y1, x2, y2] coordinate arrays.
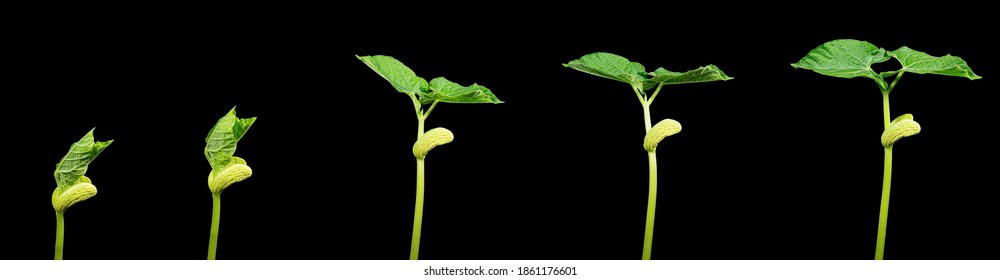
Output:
[[357, 55, 429, 95], [54, 128, 113, 189], [205, 107, 256, 171], [564, 52, 647, 87], [891, 47, 981, 80], [644, 65, 733, 89], [791, 39, 891, 89], [424, 77, 503, 104]]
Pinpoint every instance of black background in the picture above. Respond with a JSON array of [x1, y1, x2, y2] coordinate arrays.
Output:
[[3, 11, 997, 260]]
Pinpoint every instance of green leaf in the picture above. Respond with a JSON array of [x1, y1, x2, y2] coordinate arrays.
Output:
[[54, 128, 113, 189], [205, 107, 256, 170], [644, 65, 733, 89], [356, 55, 429, 95], [564, 52, 647, 86], [233, 114, 257, 141], [424, 77, 503, 104], [891, 47, 982, 79], [791, 39, 891, 89]]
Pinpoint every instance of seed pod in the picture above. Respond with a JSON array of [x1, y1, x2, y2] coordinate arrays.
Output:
[[644, 119, 682, 152], [881, 114, 921, 147], [52, 177, 97, 213], [413, 127, 454, 160], [208, 157, 253, 194]]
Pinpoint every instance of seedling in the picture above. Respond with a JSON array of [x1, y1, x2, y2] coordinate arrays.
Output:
[[52, 128, 112, 260], [564, 52, 732, 260], [792, 39, 980, 260], [204, 107, 257, 260], [357, 55, 502, 260]]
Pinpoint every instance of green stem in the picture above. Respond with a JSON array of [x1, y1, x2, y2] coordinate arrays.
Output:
[[208, 193, 221, 260], [411, 158, 425, 260], [639, 90, 657, 260], [640, 96, 652, 132], [647, 83, 664, 104], [424, 100, 440, 119], [418, 116, 425, 138], [410, 111, 429, 260], [643, 151, 657, 260], [876, 147, 893, 260], [55, 212, 64, 260], [882, 93, 891, 129], [875, 76, 896, 260]]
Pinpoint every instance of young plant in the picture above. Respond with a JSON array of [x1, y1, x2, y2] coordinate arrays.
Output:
[[564, 52, 732, 260], [204, 107, 257, 260], [52, 128, 113, 260], [792, 39, 980, 260], [356, 55, 502, 260]]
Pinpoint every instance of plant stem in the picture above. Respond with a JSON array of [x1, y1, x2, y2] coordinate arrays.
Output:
[[638, 87, 657, 260], [418, 117, 425, 138], [208, 193, 221, 260], [410, 110, 428, 260], [638, 89, 653, 132], [55, 212, 64, 260], [876, 147, 892, 260], [875, 79, 895, 260], [643, 150, 657, 260], [882, 93, 891, 129], [411, 158, 425, 260]]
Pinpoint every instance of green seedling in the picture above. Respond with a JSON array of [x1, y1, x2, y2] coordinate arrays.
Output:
[[204, 107, 257, 260], [52, 128, 112, 260], [564, 52, 732, 260], [357, 55, 502, 260], [792, 39, 980, 260]]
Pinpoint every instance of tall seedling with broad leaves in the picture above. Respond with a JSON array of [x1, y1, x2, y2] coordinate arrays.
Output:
[[792, 39, 980, 260], [357, 55, 502, 260], [564, 52, 732, 260], [204, 107, 257, 260], [52, 128, 113, 260]]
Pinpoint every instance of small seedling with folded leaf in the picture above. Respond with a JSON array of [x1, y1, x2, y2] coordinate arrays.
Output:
[[357, 55, 502, 260], [52, 128, 112, 260], [204, 107, 257, 260], [564, 52, 732, 260], [792, 39, 980, 260]]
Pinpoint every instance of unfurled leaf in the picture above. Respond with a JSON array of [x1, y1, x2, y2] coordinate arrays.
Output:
[[567, 52, 732, 91], [424, 77, 503, 104], [891, 47, 981, 79], [791, 39, 891, 89], [205, 107, 257, 171], [356, 55, 429, 95], [54, 128, 113, 189], [564, 52, 647, 86], [644, 65, 733, 89]]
